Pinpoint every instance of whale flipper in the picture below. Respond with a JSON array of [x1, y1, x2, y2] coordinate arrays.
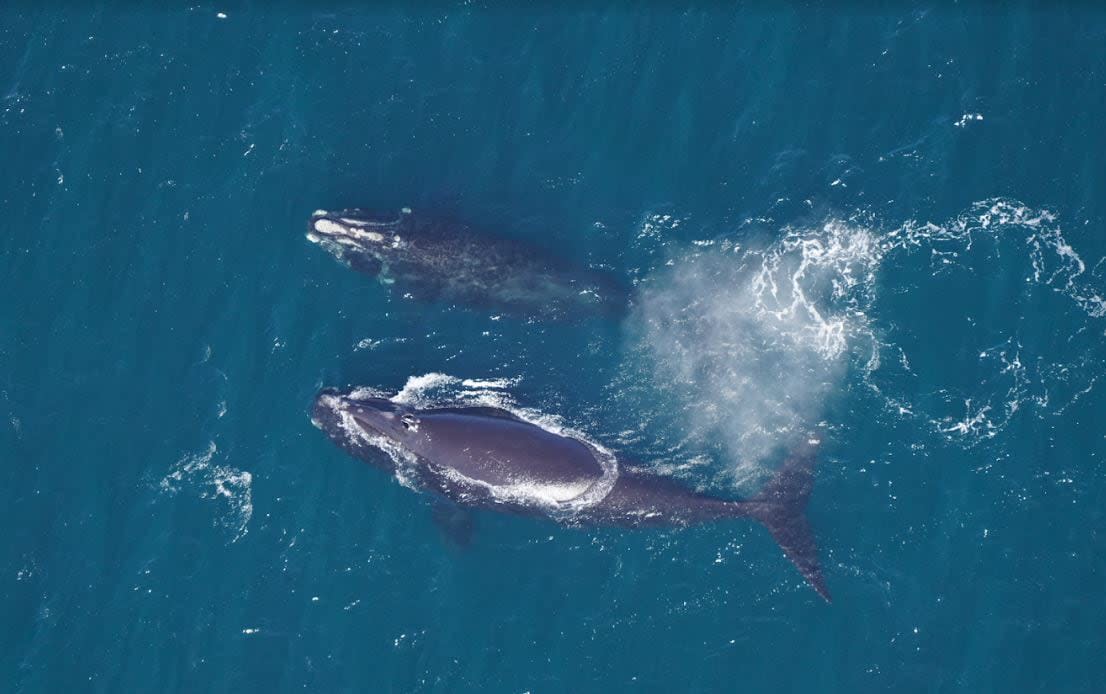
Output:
[[745, 435, 830, 602], [432, 500, 476, 548], [348, 253, 382, 276]]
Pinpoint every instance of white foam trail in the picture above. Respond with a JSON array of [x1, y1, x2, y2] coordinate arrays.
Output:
[[623, 198, 1105, 482], [890, 201, 1104, 442], [460, 377, 518, 389], [161, 442, 253, 541], [390, 372, 458, 405]]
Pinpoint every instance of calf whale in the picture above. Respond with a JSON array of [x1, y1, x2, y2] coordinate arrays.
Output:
[[311, 387, 831, 601], [306, 208, 628, 320]]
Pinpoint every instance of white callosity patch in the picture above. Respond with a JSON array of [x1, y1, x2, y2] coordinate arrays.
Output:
[[160, 442, 253, 541], [306, 216, 408, 273], [623, 198, 1106, 483], [311, 218, 385, 243]]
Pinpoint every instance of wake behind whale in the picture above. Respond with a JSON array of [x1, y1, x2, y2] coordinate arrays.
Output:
[[307, 207, 629, 320]]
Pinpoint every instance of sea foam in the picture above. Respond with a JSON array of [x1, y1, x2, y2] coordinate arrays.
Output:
[[619, 199, 1105, 487]]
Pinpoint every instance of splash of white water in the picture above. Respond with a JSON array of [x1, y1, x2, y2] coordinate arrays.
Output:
[[623, 198, 1104, 486], [161, 441, 253, 541]]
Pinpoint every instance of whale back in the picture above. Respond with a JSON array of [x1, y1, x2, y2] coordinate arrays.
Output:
[[411, 409, 606, 499]]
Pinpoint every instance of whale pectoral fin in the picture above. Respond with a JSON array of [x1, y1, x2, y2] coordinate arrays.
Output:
[[745, 433, 831, 602], [348, 253, 382, 277], [431, 501, 476, 548]]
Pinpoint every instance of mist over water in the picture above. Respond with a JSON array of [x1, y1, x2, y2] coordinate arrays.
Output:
[[621, 199, 1106, 487], [626, 229, 864, 488]]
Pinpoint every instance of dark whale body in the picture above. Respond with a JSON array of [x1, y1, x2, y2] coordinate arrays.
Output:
[[307, 208, 628, 320], [312, 388, 831, 601]]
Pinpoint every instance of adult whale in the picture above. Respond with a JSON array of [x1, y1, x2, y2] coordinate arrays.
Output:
[[306, 208, 628, 320], [311, 388, 831, 601]]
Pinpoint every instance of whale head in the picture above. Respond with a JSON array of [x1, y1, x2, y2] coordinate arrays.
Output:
[[311, 389, 422, 460], [306, 208, 412, 253]]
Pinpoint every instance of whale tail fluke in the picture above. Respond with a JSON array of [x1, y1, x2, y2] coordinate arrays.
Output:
[[746, 434, 830, 602]]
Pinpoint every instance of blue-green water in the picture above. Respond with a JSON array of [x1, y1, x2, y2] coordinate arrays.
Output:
[[3, 5, 1106, 692]]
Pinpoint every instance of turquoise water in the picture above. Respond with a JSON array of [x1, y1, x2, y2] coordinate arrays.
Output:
[[3, 5, 1106, 692]]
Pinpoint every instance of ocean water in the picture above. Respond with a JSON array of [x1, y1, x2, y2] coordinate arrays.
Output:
[[3, 5, 1106, 692]]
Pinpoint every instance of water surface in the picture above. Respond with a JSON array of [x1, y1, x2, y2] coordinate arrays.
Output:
[[2, 5, 1105, 692]]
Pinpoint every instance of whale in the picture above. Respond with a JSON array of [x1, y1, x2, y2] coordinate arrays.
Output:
[[311, 388, 831, 601], [306, 208, 628, 320]]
